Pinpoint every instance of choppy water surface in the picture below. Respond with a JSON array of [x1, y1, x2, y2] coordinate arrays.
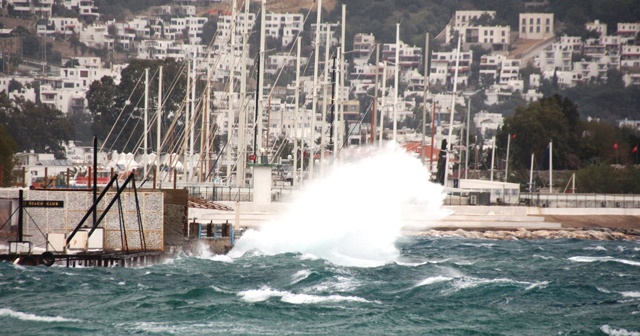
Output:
[[2, 144, 639, 335], [1, 238, 640, 335]]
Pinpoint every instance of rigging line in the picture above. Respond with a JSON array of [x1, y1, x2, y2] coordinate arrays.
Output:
[[100, 70, 145, 153], [0, 206, 18, 232], [23, 210, 49, 249]]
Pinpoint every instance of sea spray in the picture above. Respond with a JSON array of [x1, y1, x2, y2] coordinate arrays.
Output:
[[228, 143, 447, 267]]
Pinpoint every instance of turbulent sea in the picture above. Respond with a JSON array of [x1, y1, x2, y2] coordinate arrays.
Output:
[[1, 239, 640, 335], [2, 144, 640, 335]]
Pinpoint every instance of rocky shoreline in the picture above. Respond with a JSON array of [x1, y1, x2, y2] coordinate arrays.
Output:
[[413, 227, 640, 241]]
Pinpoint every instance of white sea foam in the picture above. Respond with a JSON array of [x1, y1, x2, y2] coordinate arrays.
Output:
[[310, 276, 360, 292], [291, 270, 312, 284], [601, 325, 640, 336], [569, 256, 640, 267], [620, 291, 640, 298], [415, 276, 453, 287], [584, 246, 607, 251], [524, 281, 549, 291], [532, 254, 554, 260], [238, 287, 370, 304], [0, 308, 80, 323], [228, 143, 447, 268], [396, 258, 450, 267]]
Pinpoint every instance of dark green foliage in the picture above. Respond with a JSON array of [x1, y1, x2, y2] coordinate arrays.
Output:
[[95, 0, 172, 20], [86, 58, 187, 153], [0, 125, 17, 187], [0, 93, 73, 159]]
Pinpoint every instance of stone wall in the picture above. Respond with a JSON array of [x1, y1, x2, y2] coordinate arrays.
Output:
[[0, 188, 165, 252]]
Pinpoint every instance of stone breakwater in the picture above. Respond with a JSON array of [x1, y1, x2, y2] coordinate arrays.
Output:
[[413, 228, 640, 241]]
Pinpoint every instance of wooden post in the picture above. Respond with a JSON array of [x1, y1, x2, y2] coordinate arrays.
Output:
[[173, 169, 177, 189], [153, 166, 157, 189], [66, 168, 70, 188], [22, 166, 25, 187], [44, 167, 48, 188]]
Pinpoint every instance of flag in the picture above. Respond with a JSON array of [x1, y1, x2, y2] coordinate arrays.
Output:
[[633, 145, 638, 153], [613, 143, 618, 150], [511, 133, 516, 139]]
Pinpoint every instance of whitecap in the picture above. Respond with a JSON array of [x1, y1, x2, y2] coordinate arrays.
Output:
[[310, 276, 360, 292], [0, 308, 80, 323], [396, 258, 450, 267], [525, 281, 549, 291], [238, 287, 370, 305], [569, 256, 640, 267], [620, 291, 640, 298], [415, 275, 453, 287], [532, 254, 554, 260], [298, 253, 319, 261], [118, 281, 126, 285], [600, 324, 640, 336], [291, 270, 312, 284], [238, 287, 286, 302], [584, 246, 607, 251], [280, 293, 369, 305]]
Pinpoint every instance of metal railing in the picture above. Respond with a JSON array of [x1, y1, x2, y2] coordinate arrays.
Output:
[[519, 192, 640, 208]]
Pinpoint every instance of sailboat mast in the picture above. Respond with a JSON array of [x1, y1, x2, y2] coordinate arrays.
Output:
[[183, 61, 190, 182], [444, 36, 461, 188], [393, 23, 400, 142], [189, 54, 196, 182], [144, 68, 149, 178], [293, 36, 301, 187], [156, 65, 162, 177], [379, 61, 387, 145], [339, 4, 346, 149], [309, 0, 322, 179], [256, 0, 266, 160], [227, 0, 237, 186], [320, 23, 330, 176], [237, 0, 249, 187]]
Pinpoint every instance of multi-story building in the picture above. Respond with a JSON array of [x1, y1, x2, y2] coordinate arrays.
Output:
[[352, 33, 376, 64], [264, 13, 304, 47], [62, 0, 100, 20], [169, 17, 208, 44], [37, 17, 83, 38], [536, 42, 572, 72], [382, 41, 423, 72], [79, 23, 115, 50], [444, 10, 509, 51], [585, 19, 607, 36], [519, 13, 554, 40], [8, 0, 53, 17], [429, 50, 473, 86], [621, 45, 640, 68], [616, 22, 640, 43]]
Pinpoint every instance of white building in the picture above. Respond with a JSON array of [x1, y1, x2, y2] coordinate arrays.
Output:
[[430, 50, 473, 86], [586, 19, 607, 36], [519, 13, 554, 40], [62, 0, 100, 20], [79, 23, 115, 49], [621, 45, 640, 68], [8, 0, 53, 17], [616, 22, 640, 44], [536, 42, 572, 73], [265, 13, 304, 47], [382, 41, 423, 72]]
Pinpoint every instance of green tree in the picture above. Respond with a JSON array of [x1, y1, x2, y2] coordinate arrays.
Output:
[[0, 125, 17, 187], [0, 93, 73, 158], [498, 95, 580, 177], [87, 59, 187, 153]]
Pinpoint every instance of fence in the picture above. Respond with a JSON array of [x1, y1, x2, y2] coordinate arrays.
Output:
[[519, 193, 640, 208]]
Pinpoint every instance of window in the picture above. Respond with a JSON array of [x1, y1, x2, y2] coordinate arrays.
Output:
[[537, 18, 541, 24]]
